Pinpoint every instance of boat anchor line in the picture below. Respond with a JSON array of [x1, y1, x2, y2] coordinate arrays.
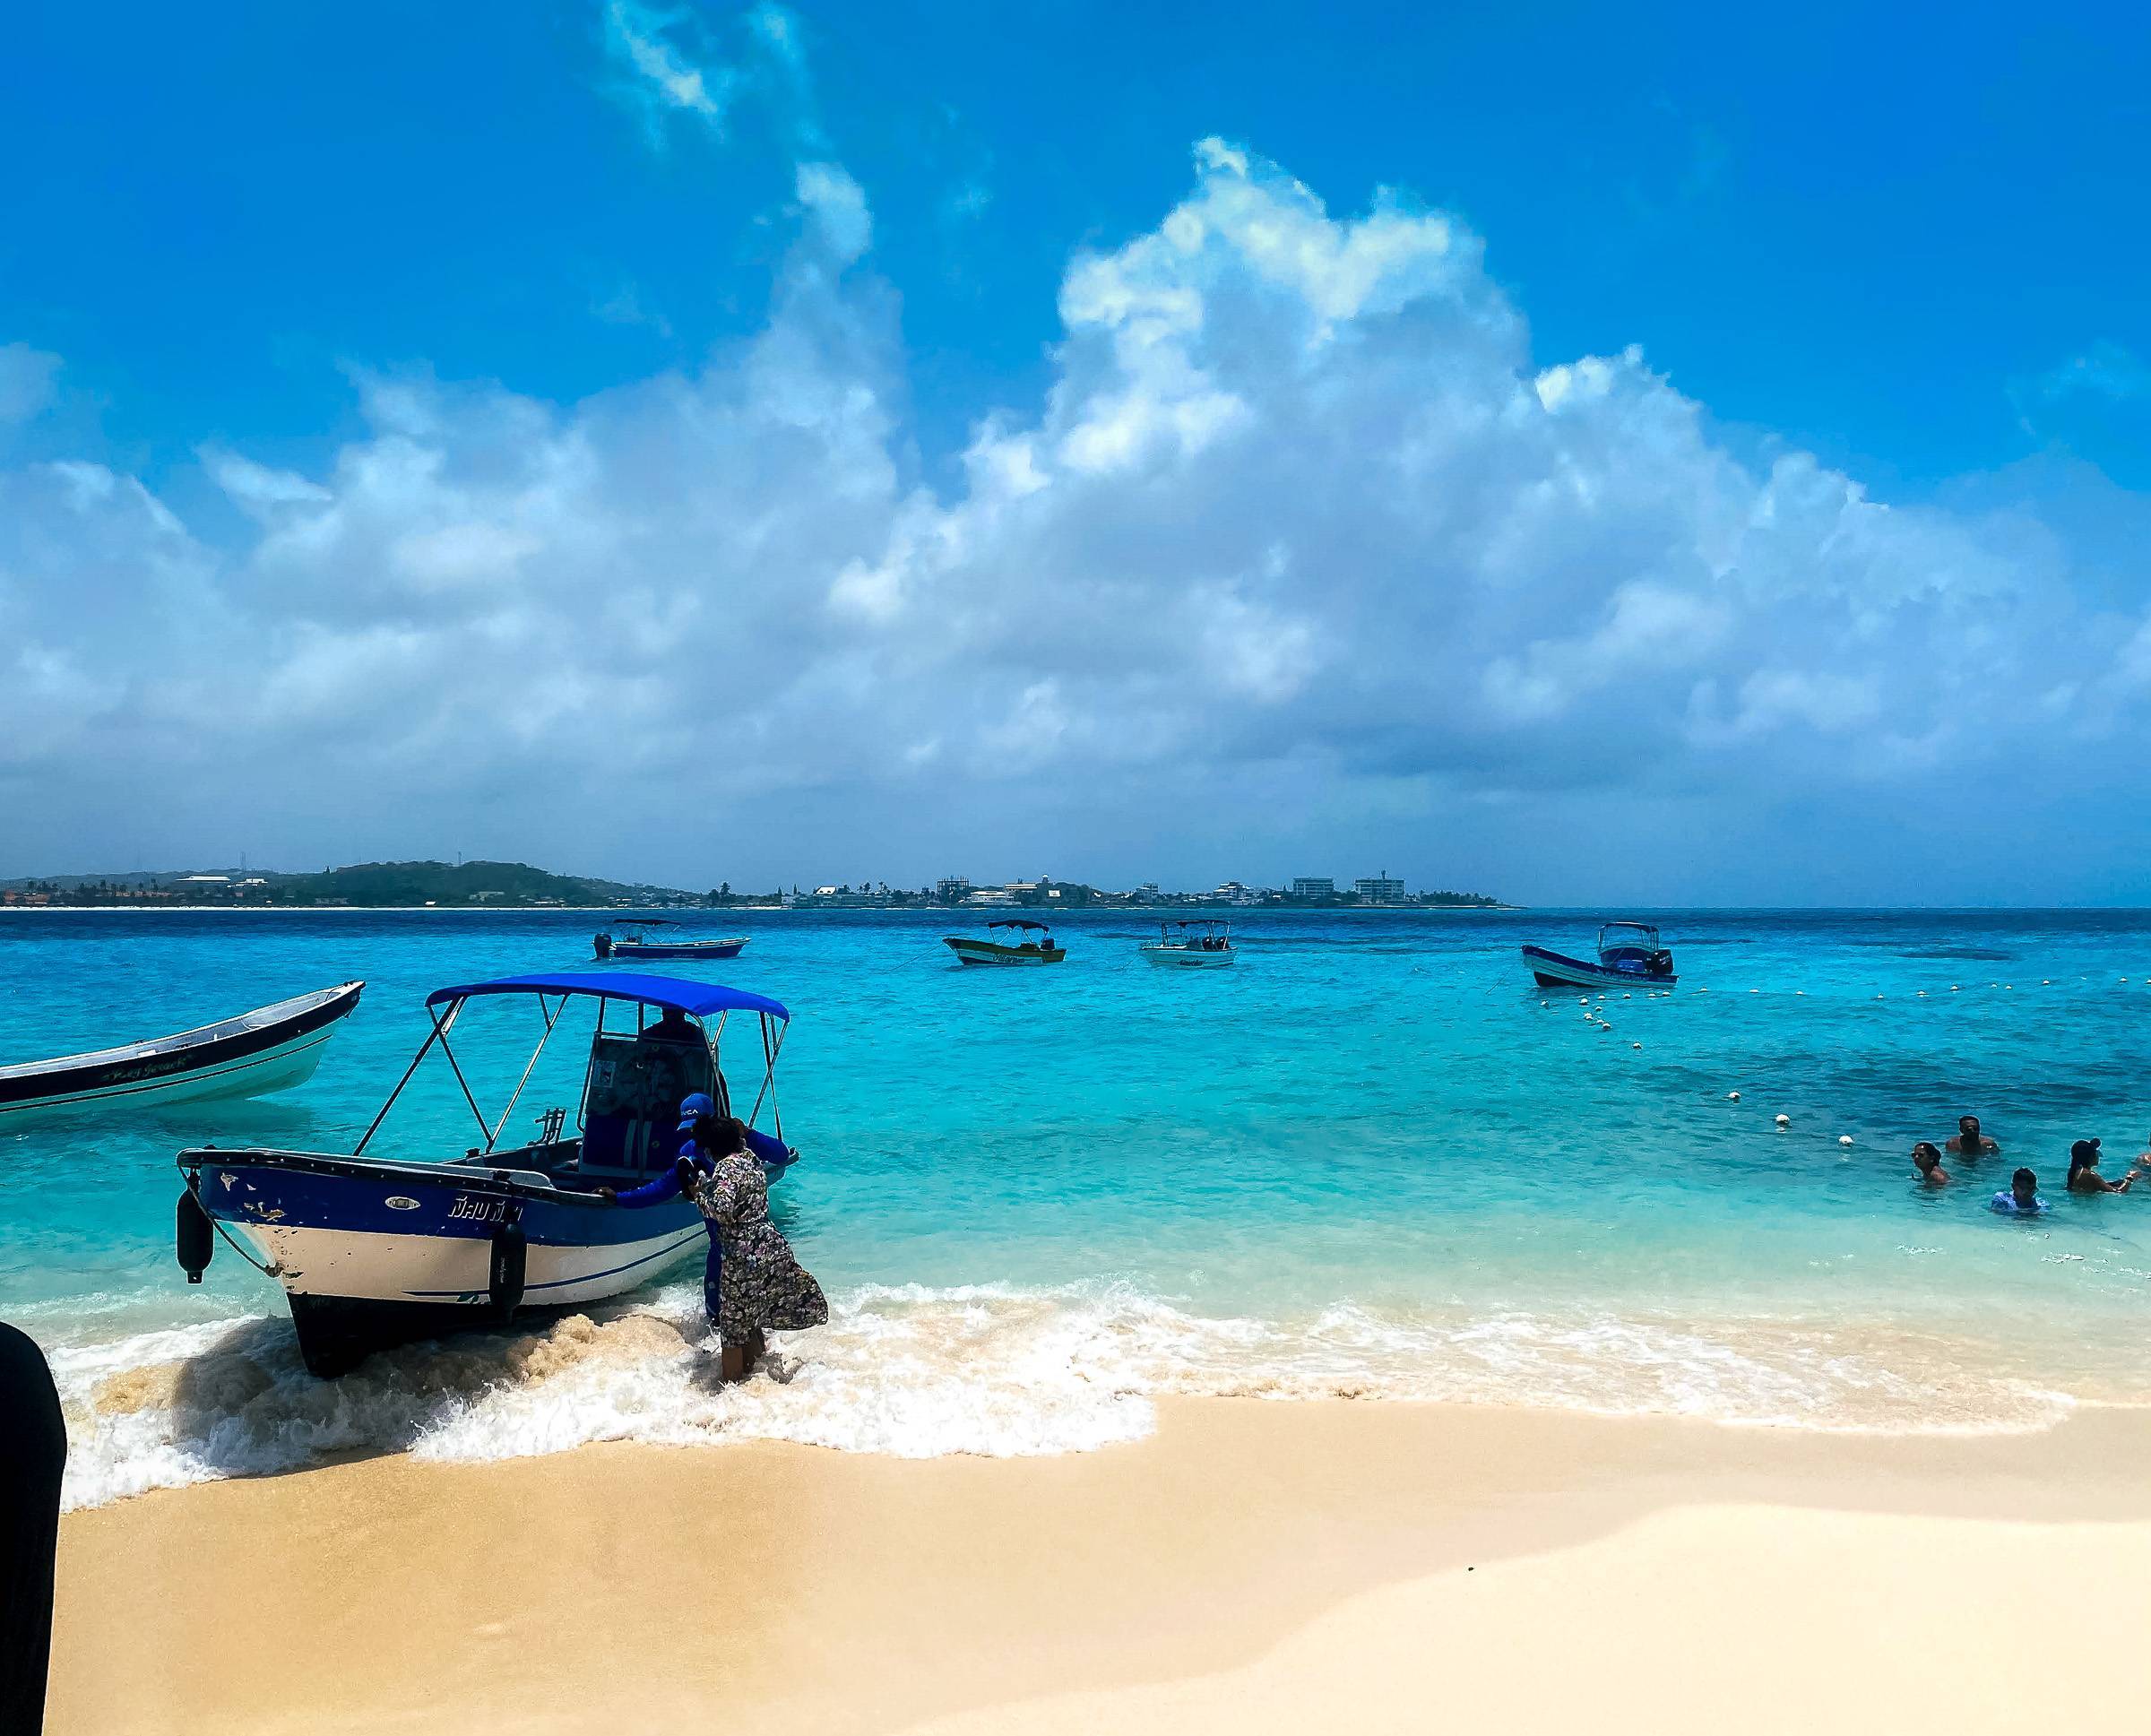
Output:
[[180, 1169, 284, 1280]]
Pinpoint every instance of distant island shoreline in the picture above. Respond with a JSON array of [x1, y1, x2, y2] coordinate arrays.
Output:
[[2, 859, 1505, 913]]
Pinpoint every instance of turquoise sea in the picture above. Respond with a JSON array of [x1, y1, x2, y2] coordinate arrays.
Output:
[[8, 907, 2151, 1507]]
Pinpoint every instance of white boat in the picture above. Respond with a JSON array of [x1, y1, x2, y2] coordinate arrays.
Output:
[[0, 982, 364, 1124], [175, 971, 799, 1376], [1141, 919, 1236, 966]]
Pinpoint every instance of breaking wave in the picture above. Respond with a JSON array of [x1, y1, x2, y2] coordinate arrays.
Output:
[[47, 1278, 2090, 1510]]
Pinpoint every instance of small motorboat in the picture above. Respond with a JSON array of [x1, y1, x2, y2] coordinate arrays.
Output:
[[173, 970, 799, 1376], [593, 919, 747, 961], [943, 919, 1065, 966], [1140, 919, 1236, 967], [0, 982, 363, 1125], [1521, 922, 1677, 989]]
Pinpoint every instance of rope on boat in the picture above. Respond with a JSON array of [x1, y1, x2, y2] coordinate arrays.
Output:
[[184, 1170, 283, 1279]]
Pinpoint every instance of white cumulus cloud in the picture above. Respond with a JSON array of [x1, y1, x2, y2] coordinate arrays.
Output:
[[1, 140, 2147, 898]]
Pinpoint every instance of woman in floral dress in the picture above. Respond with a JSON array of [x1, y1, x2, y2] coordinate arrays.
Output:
[[613, 1101, 827, 1380], [689, 1112, 827, 1378]]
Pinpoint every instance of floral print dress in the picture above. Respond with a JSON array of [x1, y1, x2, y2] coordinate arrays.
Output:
[[690, 1150, 828, 1349]]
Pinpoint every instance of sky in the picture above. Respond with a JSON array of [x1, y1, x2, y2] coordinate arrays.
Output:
[[2, 0, 2148, 903]]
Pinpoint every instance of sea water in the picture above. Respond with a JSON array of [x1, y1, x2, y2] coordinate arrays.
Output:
[[7, 907, 2151, 1507]]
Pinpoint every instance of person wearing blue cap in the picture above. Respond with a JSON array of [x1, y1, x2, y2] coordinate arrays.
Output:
[[604, 1092, 726, 1342]]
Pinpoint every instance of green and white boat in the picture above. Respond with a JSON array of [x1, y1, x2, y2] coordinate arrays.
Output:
[[943, 919, 1067, 966]]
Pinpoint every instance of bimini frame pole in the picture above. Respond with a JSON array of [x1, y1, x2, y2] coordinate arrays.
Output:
[[355, 997, 463, 1154], [488, 992, 566, 1152], [431, 1004, 493, 1145], [745, 1012, 790, 1142]]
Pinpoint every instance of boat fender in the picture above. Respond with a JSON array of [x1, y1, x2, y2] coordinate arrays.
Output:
[[488, 1210, 527, 1320], [176, 1183, 214, 1283]]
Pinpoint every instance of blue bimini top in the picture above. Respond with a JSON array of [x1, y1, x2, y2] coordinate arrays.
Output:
[[424, 971, 788, 1023]]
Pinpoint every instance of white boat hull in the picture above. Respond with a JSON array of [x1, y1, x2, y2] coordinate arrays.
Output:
[[1141, 946, 1235, 967], [235, 1218, 706, 1307], [0, 1023, 341, 1125]]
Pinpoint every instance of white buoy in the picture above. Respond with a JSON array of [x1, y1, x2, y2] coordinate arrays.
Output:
[[1775, 1114, 1791, 1127], [1839, 1135, 1853, 1146], [1633, 1041, 1643, 1049], [1727, 1091, 1741, 1101]]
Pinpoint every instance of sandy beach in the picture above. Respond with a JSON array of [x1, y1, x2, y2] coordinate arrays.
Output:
[[50, 1397, 2151, 1734]]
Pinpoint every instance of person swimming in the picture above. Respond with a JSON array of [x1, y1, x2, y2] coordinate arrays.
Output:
[[1947, 1115, 1999, 1156], [2066, 1138, 2137, 1195], [1912, 1142, 1950, 1185], [1989, 1167, 2047, 1215]]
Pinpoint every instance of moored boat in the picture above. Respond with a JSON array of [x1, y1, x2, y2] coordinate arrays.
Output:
[[0, 981, 363, 1125], [1521, 922, 1677, 989], [943, 919, 1065, 966], [593, 919, 748, 961], [174, 971, 799, 1376], [1140, 919, 1236, 966]]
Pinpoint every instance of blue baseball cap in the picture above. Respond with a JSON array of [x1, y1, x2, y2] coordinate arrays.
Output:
[[676, 1091, 715, 1132]]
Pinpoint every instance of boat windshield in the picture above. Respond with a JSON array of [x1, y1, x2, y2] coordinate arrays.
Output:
[[1598, 922, 1660, 951]]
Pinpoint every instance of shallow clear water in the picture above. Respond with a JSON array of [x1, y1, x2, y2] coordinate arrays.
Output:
[[7, 907, 2151, 1506]]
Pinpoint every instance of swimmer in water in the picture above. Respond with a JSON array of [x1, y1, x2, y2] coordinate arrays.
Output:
[[1989, 1167, 2047, 1215], [2066, 1138, 2138, 1194], [1912, 1142, 1949, 1185], [1947, 1114, 2000, 1157]]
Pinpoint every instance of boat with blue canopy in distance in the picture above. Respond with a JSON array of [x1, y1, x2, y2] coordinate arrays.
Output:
[[0, 981, 363, 1125], [1140, 919, 1236, 967], [592, 918, 747, 961], [1521, 922, 1677, 990], [943, 919, 1066, 966], [173, 971, 799, 1376]]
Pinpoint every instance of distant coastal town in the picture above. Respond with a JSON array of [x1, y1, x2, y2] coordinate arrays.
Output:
[[0, 860, 1504, 911]]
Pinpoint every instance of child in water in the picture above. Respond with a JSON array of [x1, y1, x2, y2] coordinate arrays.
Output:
[[1989, 1168, 2047, 1215]]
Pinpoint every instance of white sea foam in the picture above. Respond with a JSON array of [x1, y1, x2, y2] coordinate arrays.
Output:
[[48, 1280, 2086, 1510]]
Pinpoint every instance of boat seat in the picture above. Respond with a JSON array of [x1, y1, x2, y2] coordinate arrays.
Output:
[[578, 1033, 714, 1179]]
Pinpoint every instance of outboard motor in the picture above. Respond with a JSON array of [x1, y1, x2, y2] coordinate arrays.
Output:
[[488, 1208, 526, 1320], [592, 931, 613, 960], [1646, 949, 1674, 976], [177, 1184, 214, 1283]]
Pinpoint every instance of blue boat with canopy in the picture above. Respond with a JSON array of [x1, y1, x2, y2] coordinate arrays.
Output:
[[173, 971, 799, 1376], [1520, 921, 1678, 990]]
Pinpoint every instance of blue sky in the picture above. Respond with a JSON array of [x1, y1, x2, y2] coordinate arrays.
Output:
[[3, 2, 2148, 901]]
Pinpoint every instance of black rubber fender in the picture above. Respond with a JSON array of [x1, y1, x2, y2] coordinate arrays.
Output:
[[488, 1217, 527, 1319], [177, 1184, 214, 1283]]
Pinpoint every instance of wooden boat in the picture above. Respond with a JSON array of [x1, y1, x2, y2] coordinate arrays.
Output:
[[0, 981, 363, 1124], [1521, 922, 1677, 989], [1140, 919, 1236, 967], [593, 919, 748, 961], [174, 971, 799, 1376], [943, 919, 1066, 966]]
